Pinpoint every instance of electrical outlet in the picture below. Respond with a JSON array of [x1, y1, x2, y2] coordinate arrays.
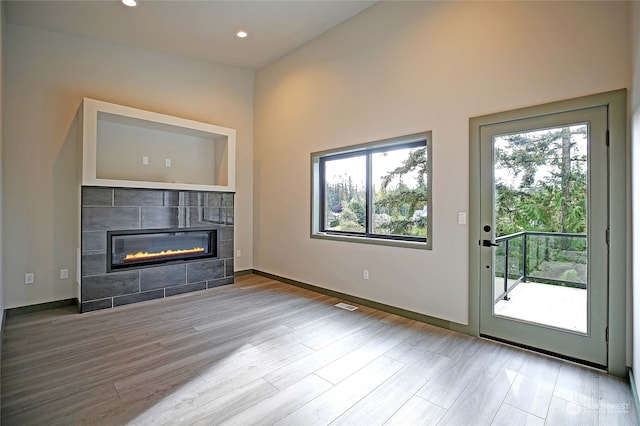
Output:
[[363, 269, 369, 280], [236, 250, 241, 257], [25, 273, 34, 284], [165, 158, 172, 168], [60, 269, 69, 279], [142, 155, 149, 165]]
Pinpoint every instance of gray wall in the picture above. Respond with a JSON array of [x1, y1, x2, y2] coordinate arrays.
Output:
[[0, 0, 5, 360], [630, 0, 640, 396], [0, 0, 5, 319]]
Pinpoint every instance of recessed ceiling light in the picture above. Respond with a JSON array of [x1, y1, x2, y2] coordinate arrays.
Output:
[[236, 31, 248, 38], [122, 0, 138, 7]]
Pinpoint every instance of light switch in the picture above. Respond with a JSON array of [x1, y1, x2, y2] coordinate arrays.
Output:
[[458, 212, 467, 225]]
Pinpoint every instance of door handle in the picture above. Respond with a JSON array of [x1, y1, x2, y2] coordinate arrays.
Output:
[[481, 239, 499, 247]]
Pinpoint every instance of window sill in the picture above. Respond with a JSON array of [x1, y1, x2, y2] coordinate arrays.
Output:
[[311, 232, 431, 250]]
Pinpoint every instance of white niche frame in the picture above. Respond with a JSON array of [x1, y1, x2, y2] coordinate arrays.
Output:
[[82, 98, 236, 192]]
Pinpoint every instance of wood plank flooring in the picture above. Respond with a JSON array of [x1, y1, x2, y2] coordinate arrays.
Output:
[[1, 274, 637, 425]]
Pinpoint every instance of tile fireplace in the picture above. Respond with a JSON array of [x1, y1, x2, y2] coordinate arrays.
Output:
[[81, 187, 234, 312]]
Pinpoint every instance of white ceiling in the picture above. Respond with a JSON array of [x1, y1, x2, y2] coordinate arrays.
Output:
[[3, 0, 377, 70]]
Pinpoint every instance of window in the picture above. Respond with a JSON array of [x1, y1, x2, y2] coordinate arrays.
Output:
[[311, 131, 432, 249]]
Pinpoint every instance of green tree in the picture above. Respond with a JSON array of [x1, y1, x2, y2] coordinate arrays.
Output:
[[325, 174, 366, 230], [348, 197, 366, 228], [376, 147, 428, 236], [495, 126, 587, 237], [338, 207, 364, 232]]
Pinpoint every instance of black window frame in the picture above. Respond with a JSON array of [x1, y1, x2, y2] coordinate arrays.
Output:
[[313, 132, 431, 248]]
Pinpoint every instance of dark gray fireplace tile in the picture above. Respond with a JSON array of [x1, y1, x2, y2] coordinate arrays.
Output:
[[82, 253, 107, 277], [82, 187, 113, 206], [184, 191, 195, 207], [225, 259, 234, 277], [140, 264, 187, 291], [216, 209, 226, 224], [196, 192, 223, 207], [81, 298, 113, 313], [113, 289, 164, 307], [189, 207, 228, 226], [187, 260, 224, 283], [179, 191, 191, 206], [82, 207, 140, 231], [223, 193, 234, 207], [141, 207, 180, 229], [205, 193, 223, 207], [187, 207, 204, 224], [208, 277, 233, 288], [165, 282, 206, 297], [115, 189, 165, 207], [220, 240, 233, 259], [189, 208, 226, 226], [220, 226, 233, 241], [82, 231, 106, 252], [82, 271, 139, 301], [224, 208, 234, 225], [202, 208, 222, 223], [163, 191, 181, 207]]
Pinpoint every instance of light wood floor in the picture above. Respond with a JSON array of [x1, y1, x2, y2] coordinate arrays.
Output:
[[1, 274, 637, 425]]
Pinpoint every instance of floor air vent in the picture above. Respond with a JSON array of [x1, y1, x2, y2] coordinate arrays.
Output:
[[334, 302, 358, 311]]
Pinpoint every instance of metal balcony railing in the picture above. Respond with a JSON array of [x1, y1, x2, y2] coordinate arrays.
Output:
[[494, 231, 587, 303]]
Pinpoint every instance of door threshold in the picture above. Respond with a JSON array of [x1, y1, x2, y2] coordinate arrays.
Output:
[[480, 333, 607, 372]]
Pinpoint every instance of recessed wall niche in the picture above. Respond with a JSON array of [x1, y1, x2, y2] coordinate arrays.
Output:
[[82, 98, 236, 192]]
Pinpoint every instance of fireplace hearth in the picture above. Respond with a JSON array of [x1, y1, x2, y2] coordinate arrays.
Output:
[[107, 228, 218, 272]]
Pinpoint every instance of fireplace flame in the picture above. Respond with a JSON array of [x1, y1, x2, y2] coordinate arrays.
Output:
[[124, 247, 205, 262]]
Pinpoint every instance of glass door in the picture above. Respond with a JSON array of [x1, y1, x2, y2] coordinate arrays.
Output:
[[479, 106, 608, 367]]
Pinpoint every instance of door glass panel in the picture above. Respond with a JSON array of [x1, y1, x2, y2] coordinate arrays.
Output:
[[492, 124, 588, 333]]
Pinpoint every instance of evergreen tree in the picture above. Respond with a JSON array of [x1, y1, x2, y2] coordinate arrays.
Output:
[[494, 126, 587, 237], [376, 147, 428, 236]]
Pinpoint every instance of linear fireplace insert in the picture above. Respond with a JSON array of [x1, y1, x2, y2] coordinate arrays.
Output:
[[107, 227, 218, 272]]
